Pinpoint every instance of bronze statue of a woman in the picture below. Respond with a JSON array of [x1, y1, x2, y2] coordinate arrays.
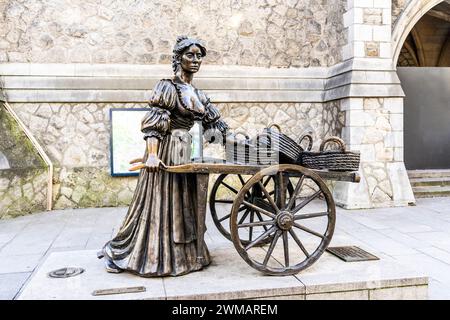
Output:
[[99, 36, 229, 277]]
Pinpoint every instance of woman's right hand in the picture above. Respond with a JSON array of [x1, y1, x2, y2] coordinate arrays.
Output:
[[144, 154, 165, 172]]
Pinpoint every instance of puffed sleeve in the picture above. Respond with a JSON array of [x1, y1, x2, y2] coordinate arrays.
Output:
[[141, 80, 177, 140], [198, 90, 230, 144]]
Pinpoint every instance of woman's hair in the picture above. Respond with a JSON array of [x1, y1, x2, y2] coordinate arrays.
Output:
[[172, 35, 207, 74]]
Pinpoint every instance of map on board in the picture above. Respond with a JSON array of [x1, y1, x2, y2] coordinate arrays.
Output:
[[110, 108, 203, 176]]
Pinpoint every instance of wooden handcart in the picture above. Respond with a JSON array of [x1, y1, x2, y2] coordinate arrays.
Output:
[[163, 161, 360, 276]]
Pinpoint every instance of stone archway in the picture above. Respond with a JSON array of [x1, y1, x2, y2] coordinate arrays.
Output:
[[392, 0, 446, 67], [395, 0, 450, 197]]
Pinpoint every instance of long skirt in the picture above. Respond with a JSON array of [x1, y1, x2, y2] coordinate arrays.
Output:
[[101, 130, 210, 277]]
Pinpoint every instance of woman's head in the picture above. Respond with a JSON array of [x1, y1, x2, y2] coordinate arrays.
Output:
[[172, 36, 207, 74]]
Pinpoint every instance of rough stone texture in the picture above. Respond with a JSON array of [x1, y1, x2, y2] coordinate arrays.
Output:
[[335, 97, 414, 209], [10, 102, 147, 167], [2, 101, 343, 215], [0, 103, 46, 169], [392, 0, 413, 28], [0, 103, 48, 218], [0, 0, 346, 67], [0, 168, 47, 218], [52, 167, 137, 210]]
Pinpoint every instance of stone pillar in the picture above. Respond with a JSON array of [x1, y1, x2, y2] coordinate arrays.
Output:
[[342, 0, 392, 61], [333, 0, 415, 209]]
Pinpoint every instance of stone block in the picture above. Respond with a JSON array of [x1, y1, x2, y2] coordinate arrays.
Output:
[[373, 0, 391, 9], [351, 24, 374, 41], [307, 290, 369, 300], [363, 8, 383, 25], [390, 114, 404, 131], [351, 0, 375, 9], [359, 144, 376, 162], [379, 42, 391, 58], [382, 8, 391, 25], [346, 110, 376, 127], [369, 285, 428, 300], [340, 98, 364, 111], [394, 147, 404, 162], [372, 25, 391, 42], [384, 98, 403, 113], [384, 132, 403, 148], [342, 126, 365, 145], [386, 162, 415, 204], [365, 42, 380, 57]]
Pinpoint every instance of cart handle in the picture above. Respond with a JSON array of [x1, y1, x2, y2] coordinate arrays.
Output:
[[128, 158, 168, 172]]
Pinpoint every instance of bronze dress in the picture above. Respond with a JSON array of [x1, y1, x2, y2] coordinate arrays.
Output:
[[102, 76, 228, 277]]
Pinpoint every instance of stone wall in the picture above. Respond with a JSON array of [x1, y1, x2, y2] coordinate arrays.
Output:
[[334, 97, 413, 208], [0, 103, 48, 218], [5, 101, 342, 215], [0, 0, 346, 67], [392, 0, 413, 28]]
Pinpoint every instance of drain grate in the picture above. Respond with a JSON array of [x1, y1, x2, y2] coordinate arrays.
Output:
[[326, 246, 379, 262], [48, 267, 85, 278]]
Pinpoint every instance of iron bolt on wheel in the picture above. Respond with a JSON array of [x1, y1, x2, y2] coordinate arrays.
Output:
[[229, 164, 336, 276], [210, 174, 294, 246]]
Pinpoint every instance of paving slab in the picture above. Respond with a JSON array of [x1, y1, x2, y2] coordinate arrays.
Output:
[[0, 254, 43, 274], [17, 246, 428, 300], [296, 252, 427, 296], [17, 250, 166, 300], [428, 280, 450, 300], [0, 272, 31, 300]]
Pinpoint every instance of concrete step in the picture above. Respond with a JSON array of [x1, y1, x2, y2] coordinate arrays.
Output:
[[410, 178, 450, 187], [408, 170, 450, 179], [412, 185, 450, 198]]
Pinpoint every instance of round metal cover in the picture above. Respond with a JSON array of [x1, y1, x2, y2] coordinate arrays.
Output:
[[48, 267, 85, 278]]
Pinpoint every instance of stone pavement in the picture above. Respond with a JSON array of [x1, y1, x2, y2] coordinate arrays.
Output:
[[1, 198, 450, 300]]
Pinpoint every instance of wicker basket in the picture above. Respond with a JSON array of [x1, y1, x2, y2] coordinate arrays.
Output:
[[299, 137, 360, 172], [225, 132, 278, 165], [257, 124, 304, 164]]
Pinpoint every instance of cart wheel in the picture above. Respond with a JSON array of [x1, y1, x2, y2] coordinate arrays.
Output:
[[230, 164, 335, 276], [210, 174, 294, 246]]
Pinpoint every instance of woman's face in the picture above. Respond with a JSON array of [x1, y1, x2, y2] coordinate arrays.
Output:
[[180, 45, 203, 74]]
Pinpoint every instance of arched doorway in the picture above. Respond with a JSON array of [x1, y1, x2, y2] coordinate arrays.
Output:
[[395, 1, 450, 197]]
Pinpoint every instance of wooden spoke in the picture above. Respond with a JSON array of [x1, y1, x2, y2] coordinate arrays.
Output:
[[245, 226, 276, 251], [289, 229, 310, 258], [257, 181, 279, 213], [282, 231, 289, 267], [238, 209, 250, 225], [294, 212, 328, 220], [238, 175, 252, 198], [228, 164, 336, 276], [263, 230, 282, 266], [218, 213, 232, 223], [221, 181, 239, 194], [238, 220, 275, 229], [292, 190, 322, 214], [263, 176, 272, 187], [238, 205, 247, 212], [249, 211, 254, 242], [293, 222, 325, 239], [277, 172, 287, 207], [287, 175, 305, 210], [215, 199, 234, 204], [243, 200, 276, 219], [238, 174, 247, 186], [254, 211, 270, 231]]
